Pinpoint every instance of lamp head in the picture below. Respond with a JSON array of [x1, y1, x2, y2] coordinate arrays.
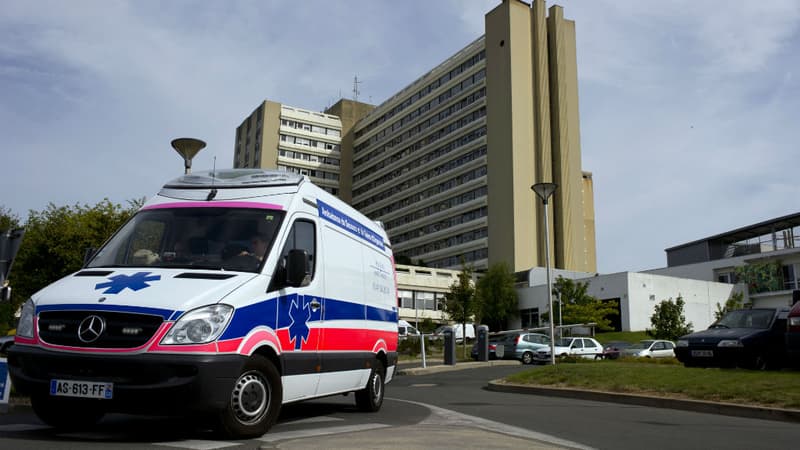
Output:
[[171, 138, 207, 174]]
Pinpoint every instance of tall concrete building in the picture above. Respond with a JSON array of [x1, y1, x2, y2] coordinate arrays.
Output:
[[234, 0, 596, 274]]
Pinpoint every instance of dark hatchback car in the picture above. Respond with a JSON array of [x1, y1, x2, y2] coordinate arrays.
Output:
[[674, 307, 789, 370], [786, 301, 800, 367]]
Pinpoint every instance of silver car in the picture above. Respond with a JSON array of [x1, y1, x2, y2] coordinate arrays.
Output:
[[622, 340, 676, 358]]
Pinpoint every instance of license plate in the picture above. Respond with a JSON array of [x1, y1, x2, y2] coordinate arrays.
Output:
[[691, 350, 713, 357], [50, 379, 113, 399]]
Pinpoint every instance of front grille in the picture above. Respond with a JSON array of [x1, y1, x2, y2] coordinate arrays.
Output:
[[38, 310, 163, 348]]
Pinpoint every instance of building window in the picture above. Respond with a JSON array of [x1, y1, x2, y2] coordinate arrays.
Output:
[[783, 264, 797, 290], [398, 290, 414, 309], [415, 291, 435, 311], [520, 308, 539, 329]]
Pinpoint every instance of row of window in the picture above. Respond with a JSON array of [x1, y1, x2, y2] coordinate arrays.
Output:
[[280, 134, 341, 152], [381, 186, 488, 230], [279, 149, 340, 167], [280, 119, 341, 137], [390, 207, 487, 246], [398, 290, 447, 311], [356, 164, 487, 217], [355, 49, 485, 139], [401, 227, 488, 258], [354, 86, 487, 168], [424, 247, 488, 270], [277, 164, 340, 181], [354, 70, 486, 156], [353, 141, 486, 200]]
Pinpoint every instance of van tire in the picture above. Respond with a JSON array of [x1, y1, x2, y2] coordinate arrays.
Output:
[[31, 395, 105, 429], [355, 359, 385, 412], [216, 355, 282, 439]]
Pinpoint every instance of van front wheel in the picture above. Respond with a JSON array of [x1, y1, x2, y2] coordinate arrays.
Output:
[[355, 359, 385, 412], [216, 355, 282, 439]]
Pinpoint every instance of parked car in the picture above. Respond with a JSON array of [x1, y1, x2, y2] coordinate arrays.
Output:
[[534, 336, 603, 362], [622, 340, 676, 358], [398, 320, 421, 339], [471, 331, 550, 364], [599, 341, 632, 360], [674, 307, 789, 370], [787, 302, 800, 367]]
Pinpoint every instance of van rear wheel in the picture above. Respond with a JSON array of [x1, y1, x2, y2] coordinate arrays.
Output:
[[355, 359, 385, 412], [216, 355, 282, 439]]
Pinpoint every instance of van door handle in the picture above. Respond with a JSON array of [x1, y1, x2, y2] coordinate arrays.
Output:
[[309, 300, 321, 310]]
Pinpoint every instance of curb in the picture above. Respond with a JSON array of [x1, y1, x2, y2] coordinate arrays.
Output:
[[487, 380, 800, 424], [397, 360, 521, 376]]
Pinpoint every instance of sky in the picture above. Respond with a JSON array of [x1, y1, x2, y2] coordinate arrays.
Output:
[[1, 0, 799, 274]]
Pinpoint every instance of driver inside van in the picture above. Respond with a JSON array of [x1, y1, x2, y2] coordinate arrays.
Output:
[[239, 233, 269, 261]]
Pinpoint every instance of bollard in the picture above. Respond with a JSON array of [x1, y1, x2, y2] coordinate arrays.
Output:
[[443, 327, 456, 365], [476, 325, 489, 361]]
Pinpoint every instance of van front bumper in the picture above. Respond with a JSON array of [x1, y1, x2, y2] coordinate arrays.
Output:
[[8, 344, 247, 416]]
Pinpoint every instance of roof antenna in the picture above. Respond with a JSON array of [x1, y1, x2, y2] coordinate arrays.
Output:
[[207, 156, 218, 201], [171, 138, 206, 174], [353, 75, 361, 102]]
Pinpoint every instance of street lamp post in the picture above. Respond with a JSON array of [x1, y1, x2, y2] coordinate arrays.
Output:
[[532, 182, 558, 365]]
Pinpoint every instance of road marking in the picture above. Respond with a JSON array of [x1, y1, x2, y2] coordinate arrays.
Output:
[[409, 383, 437, 387], [276, 415, 344, 426], [154, 440, 241, 449], [0, 424, 50, 432], [389, 397, 596, 450], [257, 423, 390, 442]]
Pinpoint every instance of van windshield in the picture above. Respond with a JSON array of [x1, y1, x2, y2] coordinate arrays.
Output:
[[87, 207, 284, 273]]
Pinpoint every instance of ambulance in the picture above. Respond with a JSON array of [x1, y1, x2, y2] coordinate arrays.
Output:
[[8, 168, 398, 438]]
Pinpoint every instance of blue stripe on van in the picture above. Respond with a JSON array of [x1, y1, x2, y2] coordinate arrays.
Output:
[[367, 305, 397, 323], [35, 303, 175, 320], [219, 295, 397, 340]]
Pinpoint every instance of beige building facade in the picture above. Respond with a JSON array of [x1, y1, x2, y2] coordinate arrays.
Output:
[[233, 0, 596, 274]]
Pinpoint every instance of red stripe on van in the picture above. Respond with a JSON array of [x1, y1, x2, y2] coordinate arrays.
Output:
[[320, 329, 398, 352]]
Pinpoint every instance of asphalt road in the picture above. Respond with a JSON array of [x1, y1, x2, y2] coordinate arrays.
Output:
[[0, 363, 799, 449]]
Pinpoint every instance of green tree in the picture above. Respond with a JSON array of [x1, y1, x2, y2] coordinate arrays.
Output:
[[550, 276, 618, 332], [714, 291, 746, 321], [442, 263, 476, 357], [649, 296, 693, 340], [418, 317, 437, 334], [0, 206, 21, 232], [475, 262, 517, 331], [6, 199, 137, 331]]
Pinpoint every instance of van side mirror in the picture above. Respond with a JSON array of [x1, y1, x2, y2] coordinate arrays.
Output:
[[286, 249, 311, 288], [83, 247, 97, 267]]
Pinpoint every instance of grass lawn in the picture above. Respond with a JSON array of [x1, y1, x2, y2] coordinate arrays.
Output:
[[505, 359, 800, 410]]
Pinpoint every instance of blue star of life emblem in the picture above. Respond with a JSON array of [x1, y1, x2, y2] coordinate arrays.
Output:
[[95, 272, 161, 294], [288, 297, 311, 350]]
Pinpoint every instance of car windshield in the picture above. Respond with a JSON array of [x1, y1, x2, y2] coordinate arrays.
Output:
[[714, 309, 774, 329], [628, 340, 654, 350], [87, 207, 284, 273]]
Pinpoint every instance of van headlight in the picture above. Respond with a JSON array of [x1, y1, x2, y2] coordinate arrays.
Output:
[[17, 299, 35, 338], [161, 304, 233, 345]]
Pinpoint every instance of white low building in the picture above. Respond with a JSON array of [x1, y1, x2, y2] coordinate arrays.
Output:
[[513, 268, 739, 332]]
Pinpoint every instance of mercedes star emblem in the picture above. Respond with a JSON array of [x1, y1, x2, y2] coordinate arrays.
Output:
[[78, 315, 106, 343]]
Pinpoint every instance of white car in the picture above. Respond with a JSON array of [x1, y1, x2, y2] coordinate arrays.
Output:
[[621, 340, 676, 358], [534, 337, 604, 361]]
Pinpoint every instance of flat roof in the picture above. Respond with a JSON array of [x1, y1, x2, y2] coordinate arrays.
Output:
[[665, 211, 800, 251]]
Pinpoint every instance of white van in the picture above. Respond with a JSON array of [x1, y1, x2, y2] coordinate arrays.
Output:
[[434, 323, 476, 342], [8, 169, 398, 438], [398, 319, 420, 338]]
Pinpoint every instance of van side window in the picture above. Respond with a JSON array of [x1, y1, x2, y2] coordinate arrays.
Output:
[[269, 219, 316, 291]]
